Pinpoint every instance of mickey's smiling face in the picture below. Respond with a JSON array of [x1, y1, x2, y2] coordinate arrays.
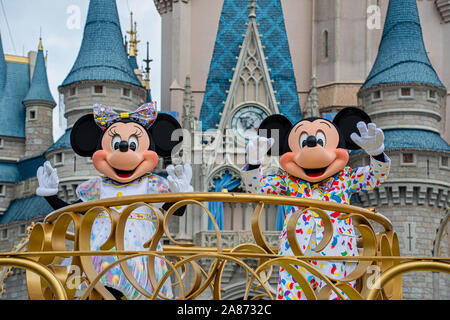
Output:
[[256, 107, 372, 184], [92, 122, 159, 184], [280, 119, 349, 183]]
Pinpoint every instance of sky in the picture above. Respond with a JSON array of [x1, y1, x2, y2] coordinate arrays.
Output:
[[0, 0, 161, 140]]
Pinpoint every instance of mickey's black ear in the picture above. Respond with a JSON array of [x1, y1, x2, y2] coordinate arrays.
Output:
[[333, 107, 372, 150], [257, 114, 293, 156], [70, 114, 104, 157], [149, 113, 183, 157]]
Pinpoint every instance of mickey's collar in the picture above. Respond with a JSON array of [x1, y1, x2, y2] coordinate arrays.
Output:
[[101, 172, 152, 186], [289, 171, 341, 193]]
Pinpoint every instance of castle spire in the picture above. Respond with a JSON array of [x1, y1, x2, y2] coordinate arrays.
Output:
[[22, 38, 55, 105], [22, 38, 56, 156], [38, 37, 43, 51], [38, 27, 43, 51], [182, 75, 195, 132], [0, 32, 7, 99], [361, 0, 445, 90], [143, 41, 153, 102], [127, 12, 140, 58], [127, 11, 140, 71], [60, 0, 142, 88], [305, 75, 320, 118], [248, 0, 257, 19]]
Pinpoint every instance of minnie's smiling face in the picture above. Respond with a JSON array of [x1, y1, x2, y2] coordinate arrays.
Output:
[[70, 107, 183, 184], [92, 122, 159, 183]]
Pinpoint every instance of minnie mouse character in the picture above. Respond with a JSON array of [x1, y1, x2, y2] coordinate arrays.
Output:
[[36, 103, 193, 300], [241, 107, 390, 300]]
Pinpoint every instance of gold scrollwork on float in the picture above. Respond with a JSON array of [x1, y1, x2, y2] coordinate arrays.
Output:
[[0, 257, 67, 300], [0, 193, 449, 300]]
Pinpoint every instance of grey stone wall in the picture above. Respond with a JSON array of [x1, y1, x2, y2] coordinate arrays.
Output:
[[0, 183, 16, 215], [45, 148, 100, 203], [0, 136, 25, 160], [61, 82, 147, 128], [24, 105, 54, 156], [0, 216, 45, 300], [349, 150, 450, 300], [1, 269, 27, 300], [361, 86, 445, 134]]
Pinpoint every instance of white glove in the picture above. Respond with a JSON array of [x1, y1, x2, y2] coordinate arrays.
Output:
[[246, 136, 275, 165], [167, 163, 194, 193], [350, 122, 385, 156], [36, 161, 59, 197]]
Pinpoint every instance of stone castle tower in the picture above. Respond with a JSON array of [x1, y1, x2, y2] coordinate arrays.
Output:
[[49, 0, 149, 203], [350, 0, 450, 299], [0, 34, 56, 217], [22, 39, 57, 156], [0, 34, 58, 299]]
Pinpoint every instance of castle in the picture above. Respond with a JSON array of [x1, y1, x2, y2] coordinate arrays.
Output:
[[0, 0, 449, 300]]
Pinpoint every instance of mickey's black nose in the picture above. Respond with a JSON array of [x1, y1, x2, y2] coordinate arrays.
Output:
[[306, 135, 317, 147], [119, 140, 129, 152]]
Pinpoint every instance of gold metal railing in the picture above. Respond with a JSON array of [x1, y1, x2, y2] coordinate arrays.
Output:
[[0, 192, 449, 300]]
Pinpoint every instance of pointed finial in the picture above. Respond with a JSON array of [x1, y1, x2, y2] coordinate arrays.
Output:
[[38, 37, 43, 51], [306, 74, 320, 118], [130, 11, 134, 34], [143, 41, 153, 83], [248, 0, 257, 19], [183, 74, 195, 133], [38, 27, 43, 51], [311, 75, 317, 92]]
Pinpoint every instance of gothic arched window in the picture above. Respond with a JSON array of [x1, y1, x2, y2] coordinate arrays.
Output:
[[323, 30, 329, 59]]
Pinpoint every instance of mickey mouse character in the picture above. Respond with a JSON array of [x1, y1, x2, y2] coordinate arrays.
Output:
[[241, 107, 390, 300], [36, 103, 193, 300]]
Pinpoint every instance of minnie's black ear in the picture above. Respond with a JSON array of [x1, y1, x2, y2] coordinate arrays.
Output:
[[257, 114, 293, 156], [149, 113, 183, 157], [333, 107, 372, 150], [70, 114, 104, 157]]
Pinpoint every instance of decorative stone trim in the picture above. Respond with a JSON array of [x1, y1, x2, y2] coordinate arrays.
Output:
[[436, 0, 450, 23], [154, 0, 189, 15], [207, 166, 243, 192], [358, 82, 447, 98], [195, 230, 280, 249], [358, 182, 450, 208]]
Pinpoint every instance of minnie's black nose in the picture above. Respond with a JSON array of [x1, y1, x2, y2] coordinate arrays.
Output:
[[306, 135, 317, 147], [119, 140, 129, 152]]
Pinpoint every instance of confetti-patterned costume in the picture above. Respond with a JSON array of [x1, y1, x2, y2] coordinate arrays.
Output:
[[76, 173, 173, 300], [241, 155, 390, 300]]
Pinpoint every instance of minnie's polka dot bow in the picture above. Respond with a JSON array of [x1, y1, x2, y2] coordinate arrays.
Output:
[[93, 102, 158, 130]]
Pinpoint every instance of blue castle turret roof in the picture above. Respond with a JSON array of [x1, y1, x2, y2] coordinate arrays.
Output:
[[0, 34, 29, 138], [362, 0, 445, 90], [23, 41, 56, 105], [0, 195, 53, 224], [359, 0, 449, 153], [60, 0, 142, 88]]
